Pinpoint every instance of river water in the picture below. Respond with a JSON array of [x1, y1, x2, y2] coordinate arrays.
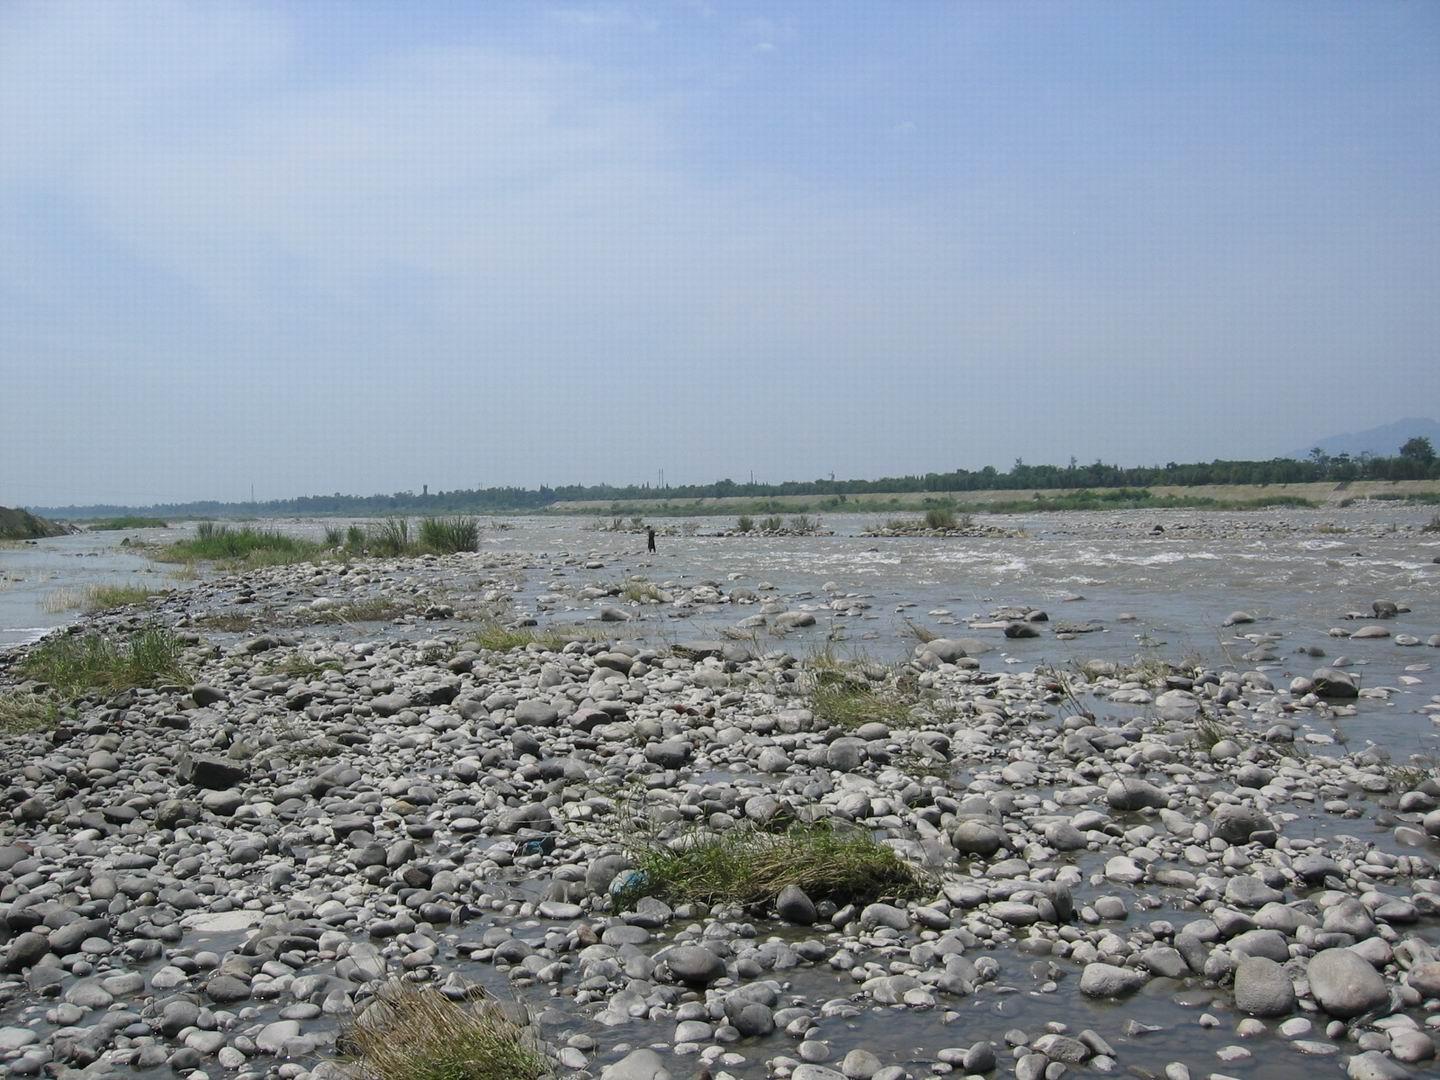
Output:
[[5, 507, 1439, 761]]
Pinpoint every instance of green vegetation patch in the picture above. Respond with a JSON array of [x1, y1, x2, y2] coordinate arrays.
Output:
[[620, 579, 667, 604], [622, 821, 926, 908], [17, 626, 189, 699], [418, 516, 479, 554], [158, 523, 325, 567], [341, 982, 548, 1080], [806, 654, 920, 729], [810, 679, 916, 729], [86, 584, 163, 611], [466, 620, 598, 653], [87, 516, 168, 530], [973, 489, 1317, 513]]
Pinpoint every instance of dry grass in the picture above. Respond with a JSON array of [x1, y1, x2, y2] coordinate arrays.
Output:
[[341, 982, 547, 1080], [41, 587, 86, 613]]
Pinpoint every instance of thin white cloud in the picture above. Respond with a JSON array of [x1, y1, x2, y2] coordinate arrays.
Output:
[[546, 5, 660, 32], [1, 6, 977, 369]]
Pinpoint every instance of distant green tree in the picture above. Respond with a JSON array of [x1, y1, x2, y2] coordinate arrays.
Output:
[[1400, 436, 1436, 463]]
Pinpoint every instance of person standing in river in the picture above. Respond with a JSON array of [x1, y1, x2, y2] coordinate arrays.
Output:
[[646, 525, 656, 553]]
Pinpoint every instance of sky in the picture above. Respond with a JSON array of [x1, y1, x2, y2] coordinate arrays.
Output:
[[1, 1, 1437, 506]]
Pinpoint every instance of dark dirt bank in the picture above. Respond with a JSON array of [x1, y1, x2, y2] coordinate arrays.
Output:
[[0, 508, 71, 541]]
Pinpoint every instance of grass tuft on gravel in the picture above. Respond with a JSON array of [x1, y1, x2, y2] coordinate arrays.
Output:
[[805, 652, 919, 729], [341, 982, 548, 1080], [467, 619, 602, 653], [87, 516, 168, 530], [0, 691, 61, 734], [16, 626, 189, 698], [622, 821, 925, 909], [303, 597, 419, 625], [418, 516, 479, 554], [86, 584, 163, 611], [157, 523, 325, 568]]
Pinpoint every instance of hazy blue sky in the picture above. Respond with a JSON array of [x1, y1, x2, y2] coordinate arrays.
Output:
[[2, 1, 1437, 505]]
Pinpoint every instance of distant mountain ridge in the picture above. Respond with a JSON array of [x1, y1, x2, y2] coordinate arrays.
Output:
[[1291, 417, 1440, 460]]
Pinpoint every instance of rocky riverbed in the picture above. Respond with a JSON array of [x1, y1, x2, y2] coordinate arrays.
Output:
[[1, 537, 1439, 1080]]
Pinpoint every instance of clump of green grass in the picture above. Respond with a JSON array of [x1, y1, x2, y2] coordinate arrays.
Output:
[[1193, 716, 1235, 751], [323, 525, 346, 547], [0, 691, 61, 734], [1422, 513, 1440, 534], [86, 584, 162, 611], [17, 626, 189, 698], [469, 621, 568, 652], [368, 519, 412, 557], [736, 515, 754, 533], [811, 680, 916, 728], [1379, 751, 1440, 792], [158, 523, 325, 566], [341, 981, 548, 1080], [87, 516, 168, 530], [924, 507, 957, 530], [470, 622, 539, 652], [789, 514, 819, 533], [805, 653, 917, 728], [622, 821, 925, 909], [621, 579, 665, 604], [418, 516, 479, 554], [759, 515, 784, 533], [467, 619, 602, 653]]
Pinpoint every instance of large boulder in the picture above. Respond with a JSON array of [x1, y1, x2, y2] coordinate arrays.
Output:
[[1311, 668, 1359, 699], [1211, 804, 1276, 845], [1307, 948, 1389, 1018], [663, 945, 724, 987], [177, 754, 247, 791], [1233, 956, 1297, 1017], [1106, 778, 1166, 811], [1079, 962, 1148, 998], [952, 819, 1006, 857]]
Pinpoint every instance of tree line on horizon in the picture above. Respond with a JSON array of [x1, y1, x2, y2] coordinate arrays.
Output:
[[30, 438, 1440, 519]]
